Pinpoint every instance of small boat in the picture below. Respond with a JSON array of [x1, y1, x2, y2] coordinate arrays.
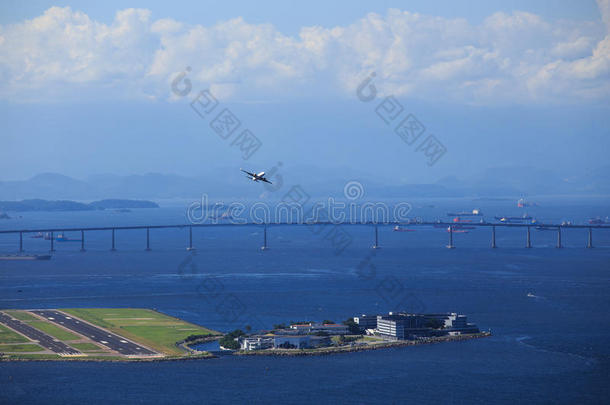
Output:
[[526, 292, 536, 298], [30, 232, 44, 239], [393, 225, 415, 232]]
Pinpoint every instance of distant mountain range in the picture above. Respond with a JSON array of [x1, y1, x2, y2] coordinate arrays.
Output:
[[0, 166, 608, 201], [0, 199, 159, 212]]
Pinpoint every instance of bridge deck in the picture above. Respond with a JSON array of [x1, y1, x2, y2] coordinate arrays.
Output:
[[1, 221, 609, 234]]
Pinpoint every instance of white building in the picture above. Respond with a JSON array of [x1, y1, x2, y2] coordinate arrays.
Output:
[[240, 336, 274, 351], [376, 312, 479, 340]]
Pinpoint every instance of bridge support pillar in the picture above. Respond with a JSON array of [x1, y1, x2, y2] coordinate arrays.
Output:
[[261, 224, 268, 250], [145, 228, 151, 251], [556, 227, 562, 249], [187, 226, 196, 251], [111, 229, 116, 251], [526, 226, 532, 248], [80, 230, 86, 252], [19, 232, 23, 253], [491, 226, 496, 248], [372, 225, 380, 249], [50, 232, 55, 252], [587, 227, 593, 248], [447, 226, 455, 249]]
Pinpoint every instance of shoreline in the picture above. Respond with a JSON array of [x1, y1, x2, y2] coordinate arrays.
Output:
[[0, 353, 217, 363], [234, 332, 492, 357], [0, 333, 491, 362]]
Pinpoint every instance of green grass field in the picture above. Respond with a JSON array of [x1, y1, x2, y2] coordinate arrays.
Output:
[[62, 308, 219, 355], [70, 342, 103, 352], [0, 343, 45, 352], [0, 324, 28, 344], [1, 353, 61, 360], [3, 310, 38, 321], [27, 321, 80, 341]]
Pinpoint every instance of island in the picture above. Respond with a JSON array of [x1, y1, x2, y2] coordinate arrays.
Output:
[[225, 311, 490, 356], [0, 199, 159, 212]]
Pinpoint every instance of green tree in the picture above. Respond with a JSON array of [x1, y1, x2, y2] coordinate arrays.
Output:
[[343, 318, 361, 334], [219, 329, 245, 350]]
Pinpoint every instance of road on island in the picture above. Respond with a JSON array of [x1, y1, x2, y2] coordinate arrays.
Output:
[[0, 311, 81, 356], [30, 310, 158, 356]]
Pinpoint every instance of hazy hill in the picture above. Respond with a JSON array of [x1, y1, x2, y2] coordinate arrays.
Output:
[[0, 166, 608, 201]]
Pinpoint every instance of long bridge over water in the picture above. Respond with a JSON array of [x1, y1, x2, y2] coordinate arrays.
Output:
[[2, 221, 609, 253]]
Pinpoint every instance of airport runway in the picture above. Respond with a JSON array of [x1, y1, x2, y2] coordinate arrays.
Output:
[[31, 310, 158, 356], [0, 312, 81, 355]]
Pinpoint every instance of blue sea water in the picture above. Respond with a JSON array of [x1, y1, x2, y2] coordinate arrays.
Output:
[[0, 197, 609, 404]]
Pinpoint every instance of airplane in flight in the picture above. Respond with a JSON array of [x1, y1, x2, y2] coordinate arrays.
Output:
[[240, 169, 272, 184]]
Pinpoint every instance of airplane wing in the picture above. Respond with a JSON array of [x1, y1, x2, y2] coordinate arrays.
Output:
[[261, 178, 272, 184], [241, 169, 256, 177]]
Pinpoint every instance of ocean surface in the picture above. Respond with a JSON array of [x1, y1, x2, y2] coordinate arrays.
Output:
[[1, 196, 609, 404]]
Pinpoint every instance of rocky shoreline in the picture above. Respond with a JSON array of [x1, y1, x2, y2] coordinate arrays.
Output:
[[234, 332, 492, 357]]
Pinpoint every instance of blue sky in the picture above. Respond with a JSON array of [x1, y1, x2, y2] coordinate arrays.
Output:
[[0, 0, 602, 29], [0, 0, 608, 184]]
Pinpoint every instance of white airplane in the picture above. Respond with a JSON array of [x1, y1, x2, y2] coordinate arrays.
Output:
[[240, 169, 272, 184]]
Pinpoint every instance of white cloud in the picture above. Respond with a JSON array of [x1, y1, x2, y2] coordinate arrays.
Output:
[[0, 4, 609, 104]]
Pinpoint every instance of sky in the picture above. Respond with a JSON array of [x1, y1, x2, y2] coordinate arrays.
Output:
[[0, 0, 609, 184]]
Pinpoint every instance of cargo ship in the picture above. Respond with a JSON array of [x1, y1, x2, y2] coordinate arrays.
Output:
[[535, 226, 556, 231], [393, 226, 416, 232], [56, 233, 81, 242], [446, 227, 469, 233], [517, 198, 538, 208], [495, 215, 535, 223], [446, 209, 482, 216]]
